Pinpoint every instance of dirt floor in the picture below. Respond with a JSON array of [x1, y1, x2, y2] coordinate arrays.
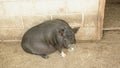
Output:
[[0, 31, 120, 68]]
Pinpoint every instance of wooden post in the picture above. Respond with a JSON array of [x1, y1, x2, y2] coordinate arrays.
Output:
[[97, 0, 106, 40]]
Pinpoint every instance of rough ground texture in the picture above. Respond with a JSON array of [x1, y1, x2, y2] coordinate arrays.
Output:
[[0, 31, 120, 68]]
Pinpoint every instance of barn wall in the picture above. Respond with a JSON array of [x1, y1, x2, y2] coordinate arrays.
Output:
[[0, 0, 103, 41]]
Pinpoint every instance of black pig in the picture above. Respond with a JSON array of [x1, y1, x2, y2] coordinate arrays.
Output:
[[21, 19, 79, 59]]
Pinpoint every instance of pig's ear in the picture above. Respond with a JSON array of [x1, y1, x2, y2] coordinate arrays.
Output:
[[72, 27, 80, 33]]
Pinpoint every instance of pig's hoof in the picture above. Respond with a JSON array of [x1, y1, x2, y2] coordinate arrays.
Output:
[[40, 54, 49, 59], [43, 56, 49, 59], [60, 51, 66, 57]]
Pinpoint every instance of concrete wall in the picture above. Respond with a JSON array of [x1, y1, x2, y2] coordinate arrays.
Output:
[[0, 0, 100, 41]]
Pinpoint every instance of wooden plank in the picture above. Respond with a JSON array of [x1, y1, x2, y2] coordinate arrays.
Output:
[[97, 0, 106, 40]]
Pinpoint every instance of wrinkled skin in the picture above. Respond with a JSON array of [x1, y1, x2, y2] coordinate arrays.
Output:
[[21, 19, 79, 59]]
